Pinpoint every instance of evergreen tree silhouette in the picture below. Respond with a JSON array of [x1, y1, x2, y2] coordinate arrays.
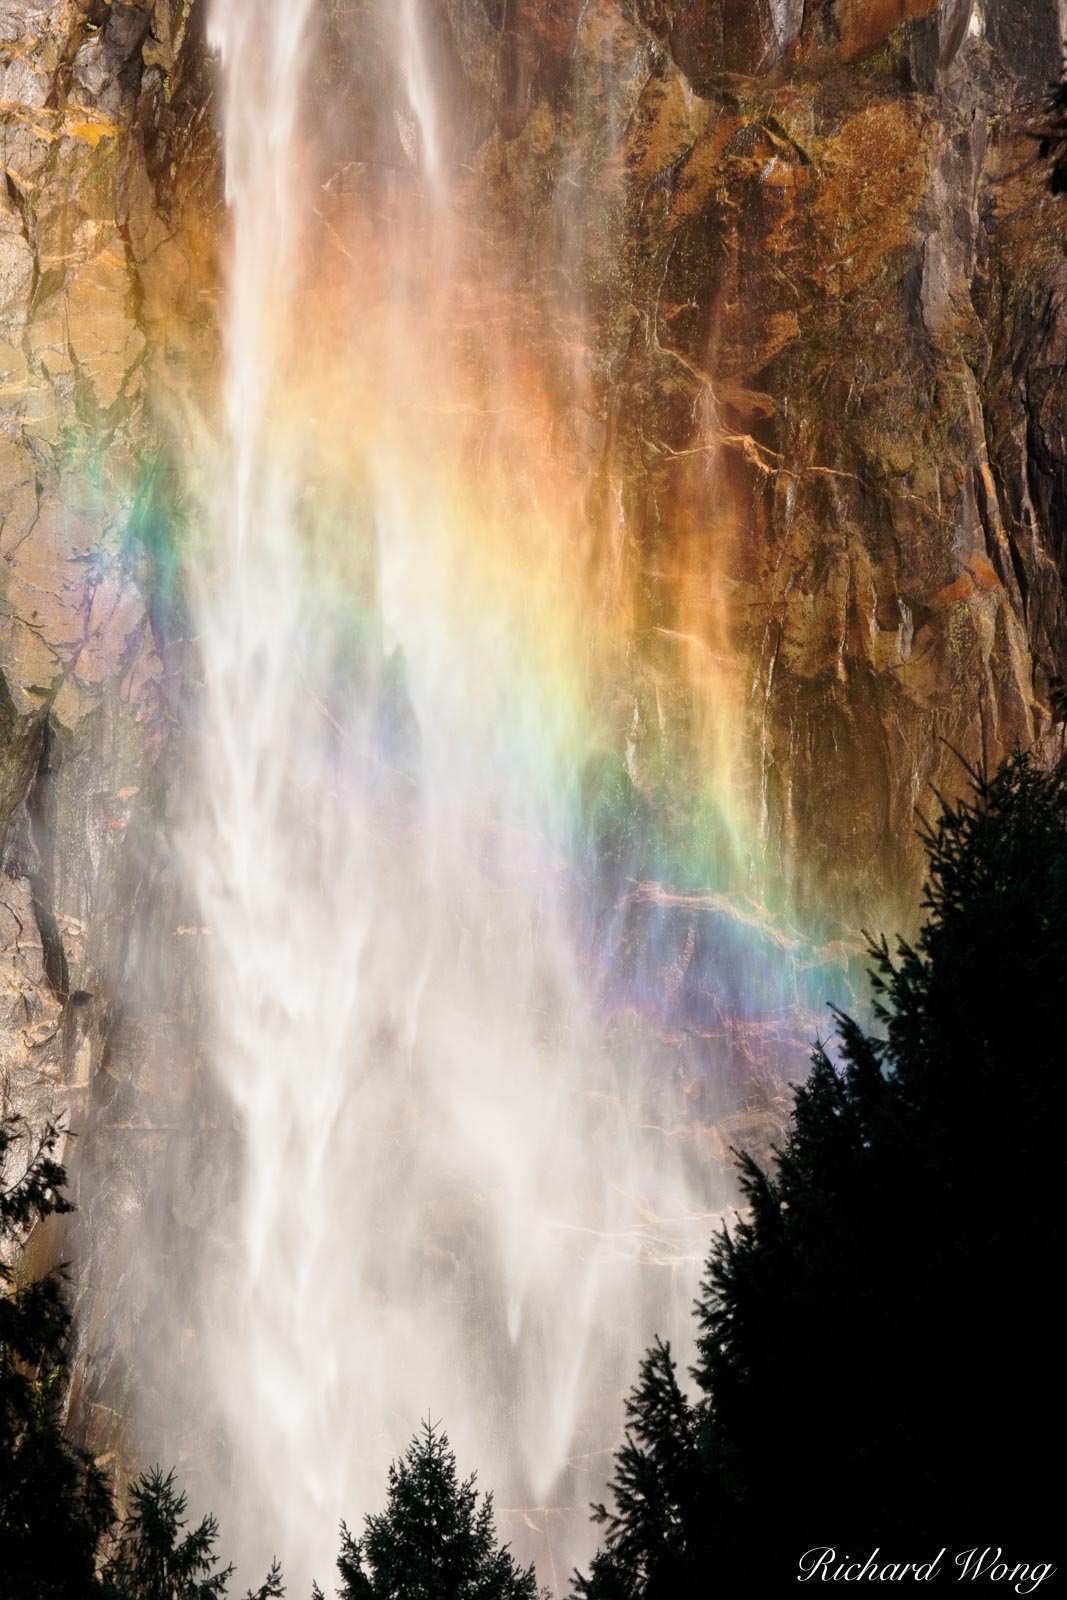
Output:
[[102, 1468, 284, 1600], [321, 1420, 545, 1600], [578, 1340, 698, 1600], [103, 1467, 233, 1599], [1, 1110, 282, 1599], [0, 1114, 114, 1597], [576, 751, 1066, 1594]]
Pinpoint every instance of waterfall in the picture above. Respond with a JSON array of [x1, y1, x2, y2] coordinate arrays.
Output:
[[184, 0, 813, 1589]]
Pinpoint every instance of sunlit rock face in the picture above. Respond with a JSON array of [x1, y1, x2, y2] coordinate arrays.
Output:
[[339, 0, 1064, 936], [0, 0, 1065, 1592], [0, 0, 213, 1410]]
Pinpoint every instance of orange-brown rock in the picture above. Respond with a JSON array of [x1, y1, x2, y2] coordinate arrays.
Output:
[[0, 0, 216, 1460], [380, 0, 1067, 930], [835, 0, 942, 62]]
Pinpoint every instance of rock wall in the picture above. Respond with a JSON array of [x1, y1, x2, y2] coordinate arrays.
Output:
[[365, 0, 1067, 930], [0, 0, 216, 1465]]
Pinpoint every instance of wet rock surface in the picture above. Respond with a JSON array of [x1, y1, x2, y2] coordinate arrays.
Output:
[[0, 0, 216, 1468], [302, 0, 1067, 936], [391, 0, 1067, 931]]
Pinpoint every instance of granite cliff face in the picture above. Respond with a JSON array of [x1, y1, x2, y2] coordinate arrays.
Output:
[[1, 0, 1066, 1501], [321, 0, 1067, 931], [0, 0, 215, 1458]]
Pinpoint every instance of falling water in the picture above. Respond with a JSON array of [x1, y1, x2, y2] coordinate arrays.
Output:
[[185, 0, 824, 1590]]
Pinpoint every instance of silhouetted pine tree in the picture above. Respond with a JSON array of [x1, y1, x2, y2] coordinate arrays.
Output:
[[102, 1468, 232, 1600], [576, 751, 1066, 1594], [0, 1114, 114, 1598], [320, 1420, 545, 1600], [577, 1340, 699, 1600], [1, 1109, 282, 1599], [102, 1469, 285, 1600]]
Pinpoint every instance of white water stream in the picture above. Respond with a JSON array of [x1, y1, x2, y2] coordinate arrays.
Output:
[[189, 2, 720, 1589]]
